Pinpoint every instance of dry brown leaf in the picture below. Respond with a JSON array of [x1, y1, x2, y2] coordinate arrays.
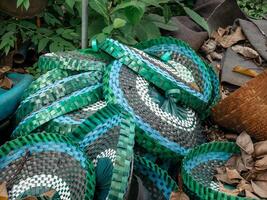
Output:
[[0, 66, 11, 75], [245, 190, 260, 199], [232, 66, 259, 78], [254, 141, 267, 157], [241, 151, 254, 170], [215, 167, 242, 184], [226, 168, 243, 181], [209, 52, 223, 60], [237, 179, 253, 192], [251, 181, 267, 198], [42, 190, 56, 198], [219, 183, 240, 196], [226, 155, 247, 173], [236, 132, 254, 155], [0, 76, 13, 89], [255, 171, 267, 181], [255, 155, 267, 171], [232, 45, 259, 59], [0, 182, 8, 200], [22, 197, 38, 200], [217, 27, 227, 37], [218, 27, 246, 48], [201, 39, 217, 54], [170, 191, 190, 200]]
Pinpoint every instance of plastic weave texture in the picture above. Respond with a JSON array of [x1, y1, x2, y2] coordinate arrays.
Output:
[[181, 142, 252, 200], [133, 155, 178, 199], [103, 60, 206, 158], [212, 70, 267, 141], [38, 48, 112, 72], [70, 104, 135, 200], [15, 71, 102, 124], [99, 37, 220, 116], [12, 84, 102, 138], [0, 132, 95, 200]]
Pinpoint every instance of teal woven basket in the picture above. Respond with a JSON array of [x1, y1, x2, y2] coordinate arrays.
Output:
[[0, 132, 95, 200], [12, 70, 102, 138], [70, 104, 135, 200], [103, 60, 205, 158], [127, 155, 178, 200], [99, 37, 220, 116], [38, 48, 112, 72], [181, 142, 256, 200]]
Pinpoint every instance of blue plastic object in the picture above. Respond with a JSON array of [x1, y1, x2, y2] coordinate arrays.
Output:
[[0, 73, 33, 121]]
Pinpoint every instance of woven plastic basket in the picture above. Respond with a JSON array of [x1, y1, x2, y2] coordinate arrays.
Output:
[[0, 132, 95, 200], [103, 60, 205, 158], [212, 70, 267, 141], [127, 155, 178, 200], [136, 37, 221, 116], [42, 100, 107, 135], [38, 48, 112, 72], [181, 142, 254, 200], [99, 37, 220, 115], [15, 71, 102, 124], [12, 83, 102, 138], [70, 104, 135, 200]]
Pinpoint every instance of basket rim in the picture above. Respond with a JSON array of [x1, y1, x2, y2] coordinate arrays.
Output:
[[181, 141, 256, 200]]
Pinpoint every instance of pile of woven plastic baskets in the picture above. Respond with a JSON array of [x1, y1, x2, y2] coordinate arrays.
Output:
[[0, 36, 238, 200]]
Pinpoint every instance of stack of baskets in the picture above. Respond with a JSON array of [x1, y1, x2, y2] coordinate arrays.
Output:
[[0, 37, 226, 199]]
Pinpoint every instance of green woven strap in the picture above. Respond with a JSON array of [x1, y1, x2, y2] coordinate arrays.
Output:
[[0, 132, 96, 200], [71, 104, 135, 200], [38, 49, 112, 72], [135, 128, 182, 159], [182, 142, 242, 200], [70, 104, 121, 141], [15, 71, 102, 124], [134, 155, 178, 193], [12, 85, 102, 138], [22, 68, 75, 100], [99, 38, 211, 113]]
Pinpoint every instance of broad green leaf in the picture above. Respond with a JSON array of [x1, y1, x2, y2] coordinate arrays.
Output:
[[102, 25, 113, 34], [163, 4, 172, 23], [183, 6, 210, 33], [112, 1, 146, 24], [38, 38, 49, 52], [65, 0, 75, 9], [140, 0, 168, 7], [135, 19, 161, 41], [147, 14, 178, 31], [23, 0, 30, 10], [93, 33, 107, 43], [89, 0, 109, 23], [16, 0, 24, 8], [113, 18, 126, 29], [49, 42, 61, 52]]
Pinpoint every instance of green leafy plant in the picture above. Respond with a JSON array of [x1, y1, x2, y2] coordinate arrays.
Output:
[[0, 0, 206, 56], [238, 0, 267, 19]]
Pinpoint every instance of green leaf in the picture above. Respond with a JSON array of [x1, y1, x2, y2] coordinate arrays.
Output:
[[23, 0, 30, 10], [38, 38, 49, 52], [89, 0, 109, 22], [65, 0, 75, 9], [147, 14, 178, 31], [140, 0, 168, 7], [182, 6, 210, 33], [93, 33, 107, 43], [163, 4, 172, 23], [113, 18, 126, 29], [112, 1, 145, 24], [135, 19, 161, 41], [102, 25, 113, 34], [16, 0, 24, 8]]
